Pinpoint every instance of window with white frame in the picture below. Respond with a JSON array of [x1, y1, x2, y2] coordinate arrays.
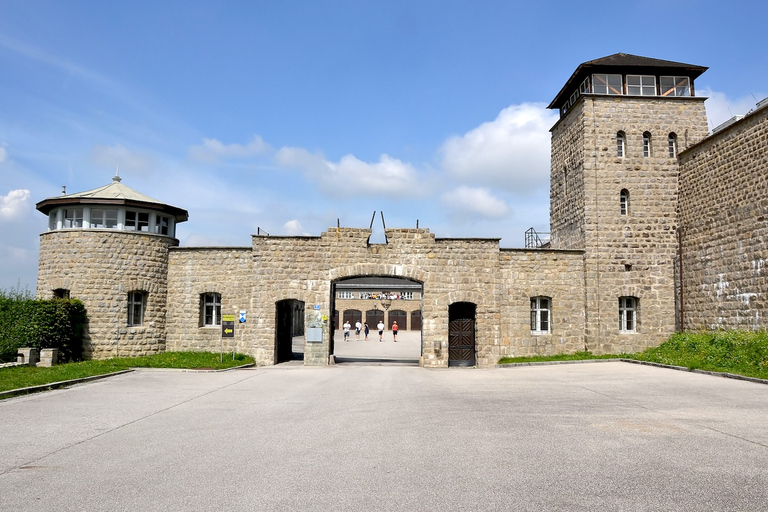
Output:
[[627, 75, 656, 96], [91, 208, 119, 229], [338, 291, 355, 299], [619, 297, 637, 332], [127, 291, 146, 326], [592, 74, 623, 95], [125, 210, 150, 232], [616, 132, 626, 157], [530, 296, 551, 334], [402, 291, 413, 300], [660, 76, 690, 97], [63, 208, 83, 228], [668, 133, 677, 158], [643, 132, 652, 158], [155, 215, 171, 235], [620, 189, 629, 215], [201, 292, 222, 326]]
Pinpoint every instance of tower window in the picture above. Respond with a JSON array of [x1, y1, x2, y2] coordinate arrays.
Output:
[[660, 76, 691, 97], [627, 75, 657, 96], [643, 132, 652, 158], [127, 291, 147, 326], [668, 133, 678, 158], [620, 189, 629, 215], [530, 296, 551, 334], [592, 74, 623, 95], [616, 132, 626, 158], [63, 208, 83, 229], [91, 208, 118, 229], [125, 211, 150, 232], [619, 297, 637, 332]]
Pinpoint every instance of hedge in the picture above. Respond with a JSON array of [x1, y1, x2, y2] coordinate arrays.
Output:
[[0, 297, 87, 363]]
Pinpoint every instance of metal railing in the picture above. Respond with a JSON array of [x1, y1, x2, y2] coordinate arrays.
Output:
[[525, 228, 551, 249]]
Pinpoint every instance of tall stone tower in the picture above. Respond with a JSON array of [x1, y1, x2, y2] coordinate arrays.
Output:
[[36, 174, 188, 359], [548, 54, 709, 353]]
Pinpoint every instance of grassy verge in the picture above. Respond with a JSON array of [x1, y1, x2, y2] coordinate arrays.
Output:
[[0, 352, 255, 394], [499, 331, 768, 381]]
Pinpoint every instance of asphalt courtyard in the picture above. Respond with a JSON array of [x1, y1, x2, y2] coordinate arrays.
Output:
[[1, 362, 767, 511]]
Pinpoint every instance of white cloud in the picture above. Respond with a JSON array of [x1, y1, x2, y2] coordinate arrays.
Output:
[[189, 135, 271, 162], [441, 186, 509, 218], [275, 147, 422, 197], [0, 145, 7, 163], [0, 189, 31, 220], [702, 89, 766, 131], [439, 103, 557, 194], [91, 144, 154, 176], [283, 219, 310, 235]]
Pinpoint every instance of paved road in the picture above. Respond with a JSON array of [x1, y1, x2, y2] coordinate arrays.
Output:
[[1, 362, 767, 511]]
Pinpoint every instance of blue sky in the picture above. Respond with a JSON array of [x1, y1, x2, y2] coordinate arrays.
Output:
[[1, 0, 767, 291]]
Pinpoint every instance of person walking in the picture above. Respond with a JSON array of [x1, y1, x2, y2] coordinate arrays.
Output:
[[392, 320, 398, 342], [377, 320, 385, 342], [343, 320, 351, 341], [355, 320, 362, 341], [364, 322, 370, 341]]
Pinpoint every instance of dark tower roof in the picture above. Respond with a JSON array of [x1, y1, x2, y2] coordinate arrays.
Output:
[[36, 174, 189, 222], [548, 53, 708, 109]]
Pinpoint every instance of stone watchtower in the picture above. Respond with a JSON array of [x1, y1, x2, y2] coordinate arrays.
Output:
[[36, 174, 188, 359], [547, 53, 709, 353]]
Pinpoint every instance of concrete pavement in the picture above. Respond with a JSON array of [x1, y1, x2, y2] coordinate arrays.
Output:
[[1, 362, 767, 511]]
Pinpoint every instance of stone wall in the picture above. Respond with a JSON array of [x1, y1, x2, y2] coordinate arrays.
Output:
[[678, 104, 768, 330], [551, 95, 709, 353], [37, 230, 177, 359], [498, 248, 586, 358]]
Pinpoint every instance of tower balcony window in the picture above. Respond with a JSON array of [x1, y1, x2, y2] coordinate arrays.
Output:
[[63, 208, 83, 229], [592, 74, 623, 95], [627, 75, 657, 96], [91, 208, 118, 229], [660, 76, 691, 97]]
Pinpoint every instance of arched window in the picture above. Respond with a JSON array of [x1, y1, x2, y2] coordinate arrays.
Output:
[[668, 133, 678, 158], [616, 132, 626, 157], [201, 292, 221, 326], [642, 132, 652, 158], [530, 296, 551, 334], [620, 189, 629, 215], [619, 297, 638, 332]]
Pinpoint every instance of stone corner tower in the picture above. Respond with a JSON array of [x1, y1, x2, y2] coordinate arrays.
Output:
[[35, 174, 189, 359], [547, 53, 709, 353]]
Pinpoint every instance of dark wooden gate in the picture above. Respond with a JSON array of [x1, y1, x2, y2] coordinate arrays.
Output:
[[366, 309, 384, 329], [388, 310, 407, 330], [410, 310, 422, 330], [345, 309, 362, 325], [448, 302, 476, 367]]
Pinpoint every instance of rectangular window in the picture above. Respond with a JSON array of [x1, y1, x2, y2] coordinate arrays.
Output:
[[627, 75, 656, 96], [619, 297, 637, 332], [592, 74, 623, 95], [338, 291, 354, 299], [643, 133, 651, 158], [125, 211, 150, 232], [127, 291, 146, 326], [63, 208, 83, 228], [402, 291, 414, 300], [579, 77, 591, 94], [530, 297, 551, 334], [155, 215, 170, 235], [91, 208, 118, 229], [202, 293, 221, 326], [660, 76, 690, 97]]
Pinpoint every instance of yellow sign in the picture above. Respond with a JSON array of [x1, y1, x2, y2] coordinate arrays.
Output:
[[222, 315, 236, 322]]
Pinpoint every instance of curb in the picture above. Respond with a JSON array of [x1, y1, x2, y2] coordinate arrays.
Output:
[[497, 358, 768, 385], [0, 369, 135, 400], [131, 363, 256, 373]]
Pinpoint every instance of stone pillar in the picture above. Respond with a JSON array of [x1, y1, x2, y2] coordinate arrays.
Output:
[[17, 348, 39, 366], [38, 348, 59, 367]]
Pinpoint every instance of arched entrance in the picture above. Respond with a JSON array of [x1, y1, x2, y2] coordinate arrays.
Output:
[[331, 276, 423, 364], [276, 299, 305, 363], [448, 302, 476, 367]]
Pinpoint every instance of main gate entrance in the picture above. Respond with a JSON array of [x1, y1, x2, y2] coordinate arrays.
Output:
[[448, 302, 476, 367], [331, 276, 423, 364]]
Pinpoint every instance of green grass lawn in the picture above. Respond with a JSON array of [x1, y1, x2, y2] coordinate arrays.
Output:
[[499, 331, 768, 380], [0, 352, 255, 394]]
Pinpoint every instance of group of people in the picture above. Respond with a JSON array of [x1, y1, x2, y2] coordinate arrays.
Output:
[[342, 320, 399, 342]]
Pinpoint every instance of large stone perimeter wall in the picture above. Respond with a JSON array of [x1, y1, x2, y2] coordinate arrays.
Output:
[[678, 104, 768, 330], [37, 230, 176, 359]]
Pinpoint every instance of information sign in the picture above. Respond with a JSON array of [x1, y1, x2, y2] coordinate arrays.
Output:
[[221, 314, 235, 338]]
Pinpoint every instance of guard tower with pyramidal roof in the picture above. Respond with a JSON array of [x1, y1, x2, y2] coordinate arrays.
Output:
[[547, 53, 709, 354], [35, 173, 188, 359]]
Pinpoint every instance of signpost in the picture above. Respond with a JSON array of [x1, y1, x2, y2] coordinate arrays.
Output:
[[221, 314, 235, 363]]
